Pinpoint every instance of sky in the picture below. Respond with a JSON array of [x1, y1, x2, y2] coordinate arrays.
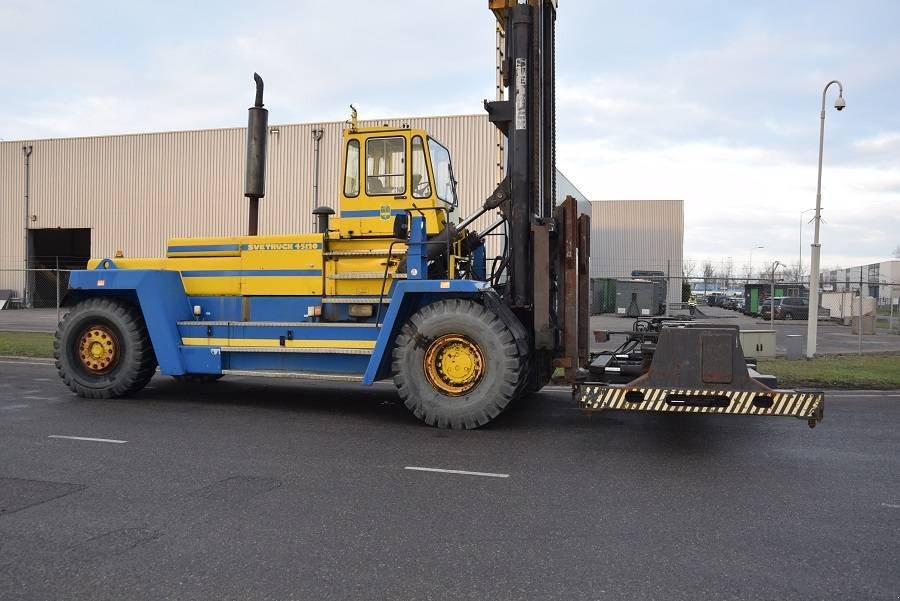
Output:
[[1, 0, 898, 273]]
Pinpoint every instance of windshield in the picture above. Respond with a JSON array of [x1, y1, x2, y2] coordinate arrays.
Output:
[[427, 137, 457, 205]]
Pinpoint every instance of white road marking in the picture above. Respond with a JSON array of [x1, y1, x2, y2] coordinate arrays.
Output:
[[48, 435, 128, 444], [404, 466, 509, 478], [0, 359, 55, 366], [881, 503, 900, 509], [1, 404, 30, 410]]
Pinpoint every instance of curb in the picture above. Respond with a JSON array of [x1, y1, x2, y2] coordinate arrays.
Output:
[[0, 355, 54, 363]]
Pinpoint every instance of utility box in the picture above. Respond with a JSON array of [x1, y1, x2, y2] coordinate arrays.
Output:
[[851, 315, 876, 335], [740, 329, 776, 359], [616, 279, 665, 317], [590, 278, 616, 315], [785, 334, 803, 360]]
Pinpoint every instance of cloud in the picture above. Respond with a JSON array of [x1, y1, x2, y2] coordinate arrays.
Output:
[[559, 137, 900, 268], [852, 131, 900, 153]]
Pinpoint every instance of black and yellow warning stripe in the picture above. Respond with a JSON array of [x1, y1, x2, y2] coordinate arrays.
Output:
[[579, 386, 824, 422]]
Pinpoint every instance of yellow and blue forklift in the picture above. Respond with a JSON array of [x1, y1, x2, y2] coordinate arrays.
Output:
[[54, 0, 822, 428]]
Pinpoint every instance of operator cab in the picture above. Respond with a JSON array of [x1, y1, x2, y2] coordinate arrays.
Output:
[[337, 114, 457, 238]]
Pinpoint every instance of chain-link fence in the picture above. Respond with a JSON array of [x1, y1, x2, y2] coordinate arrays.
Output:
[[0, 268, 74, 323], [1, 261, 897, 334], [589, 273, 899, 334]]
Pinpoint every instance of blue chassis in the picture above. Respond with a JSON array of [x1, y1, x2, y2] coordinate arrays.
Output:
[[65, 217, 493, 385]]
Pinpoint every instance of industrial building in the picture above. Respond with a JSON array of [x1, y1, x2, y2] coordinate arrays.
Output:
[[1, 115, 683, 304], [822, 260, 900, 302], [590, 199, 684, 301]]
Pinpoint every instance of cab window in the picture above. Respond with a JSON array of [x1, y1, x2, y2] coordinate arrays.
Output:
[[344, 139, 360, 197], [411, 136, 431, 199], [366, 136, 406, 196], [428, 137, 456, 205]]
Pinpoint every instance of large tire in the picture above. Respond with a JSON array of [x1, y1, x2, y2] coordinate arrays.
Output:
[[392, 299, 525, 429], [55, 297, 158, 398]]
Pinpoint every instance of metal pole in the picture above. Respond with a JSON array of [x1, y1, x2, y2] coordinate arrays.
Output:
[[771, 263, 776, 332], [858, 269, 863, 355], [806, 80, 844, 359], [890, 293, 894, 333], [56, 256, 60, 324], [22, 145, 33, 307], [311, 128, 324, 208], [666, 259, 671, 317]]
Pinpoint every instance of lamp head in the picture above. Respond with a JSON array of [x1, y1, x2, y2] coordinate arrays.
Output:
[[834, 95, 846, 111]]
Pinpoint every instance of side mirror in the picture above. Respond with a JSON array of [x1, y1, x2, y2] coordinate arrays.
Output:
[[393, 213, 409, 240]]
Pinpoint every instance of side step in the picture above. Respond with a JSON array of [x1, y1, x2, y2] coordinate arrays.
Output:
[[219, 346, 372, 355], [328, 272, 407, 280], [323, 249, 405, 257], [321, 296, 389, 304], [222, 369, 363, 382]]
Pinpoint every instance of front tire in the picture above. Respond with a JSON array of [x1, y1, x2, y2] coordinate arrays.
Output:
[[55, 297, 158, 398], [392, 299, 524, 429]]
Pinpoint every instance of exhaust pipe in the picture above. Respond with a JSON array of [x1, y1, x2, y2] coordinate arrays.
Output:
[[244, 72, 268, 235]]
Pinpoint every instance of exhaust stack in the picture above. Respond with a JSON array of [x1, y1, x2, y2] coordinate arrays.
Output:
[[244, 72, 268, 235]]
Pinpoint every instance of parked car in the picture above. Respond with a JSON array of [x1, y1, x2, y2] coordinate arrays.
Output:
[[760, 297, 810, 320], [774, 296, 809, 320]]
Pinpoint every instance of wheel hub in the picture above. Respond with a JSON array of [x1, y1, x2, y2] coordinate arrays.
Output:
[[76, 325, 119, 374], [423, 334, 485, 396]]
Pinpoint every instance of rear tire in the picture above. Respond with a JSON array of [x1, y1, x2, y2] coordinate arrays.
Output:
[[392, 299, 524, 429], [55, 297, 158, 398]]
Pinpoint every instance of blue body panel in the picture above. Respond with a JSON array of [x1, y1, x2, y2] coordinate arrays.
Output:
[[362, 279, 488, 384], [68, 230, 491, 384], [68, 268, 192, 375]]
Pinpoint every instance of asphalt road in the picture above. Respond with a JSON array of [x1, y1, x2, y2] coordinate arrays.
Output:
[[1, 359, 898, 601]]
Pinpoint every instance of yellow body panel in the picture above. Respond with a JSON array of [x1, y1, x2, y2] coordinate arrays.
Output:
[[338, 126, 451, 236], [90, 123, 454, 301]]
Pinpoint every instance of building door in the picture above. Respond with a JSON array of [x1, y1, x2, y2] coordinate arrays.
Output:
[[27, 228, 91, 308]]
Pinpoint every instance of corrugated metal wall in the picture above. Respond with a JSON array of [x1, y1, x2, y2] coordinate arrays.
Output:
[[0, 115, 500, 293], [590, 200, 684, 301], [1, 118, 685, 300]]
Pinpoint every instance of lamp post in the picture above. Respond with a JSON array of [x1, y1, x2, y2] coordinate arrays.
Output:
[[770, 260, 783, 331], [799, 208, 816, 281], [748, 246, 764, 283], [806, 80, 845, 359]]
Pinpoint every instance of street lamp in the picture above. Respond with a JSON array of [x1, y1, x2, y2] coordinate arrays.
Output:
[[770, 260, 783, 331], [799, 208, 817, 281], [748, 246, 764, 282], [806, 80, 845, 359]]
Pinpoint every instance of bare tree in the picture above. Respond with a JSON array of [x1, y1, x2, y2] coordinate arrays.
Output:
[[742, 263, 754, 283], [721, 258, 734, 289], [682, 258, 697, 280], [701, 260, 716, 293], [784, 261, 803, 283]]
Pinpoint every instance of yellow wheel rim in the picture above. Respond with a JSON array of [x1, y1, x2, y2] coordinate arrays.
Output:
[[76, 325, 119, 374], [423, 334, 485, 396]]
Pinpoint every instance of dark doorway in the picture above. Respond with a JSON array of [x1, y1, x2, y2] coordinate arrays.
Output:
[[27, 228, 91, 308]]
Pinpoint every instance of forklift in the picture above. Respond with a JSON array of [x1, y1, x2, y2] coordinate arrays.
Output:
[[54, 0, 822, 428]]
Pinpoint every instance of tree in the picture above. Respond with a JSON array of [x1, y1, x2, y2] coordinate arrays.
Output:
[[784, 261, 803, 283], [742, 263, 754, 283], [701, 260, 716, 292], [721, 258, 734, 290], [682, 258, 697, 291], [893, 245, 900, 259]]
